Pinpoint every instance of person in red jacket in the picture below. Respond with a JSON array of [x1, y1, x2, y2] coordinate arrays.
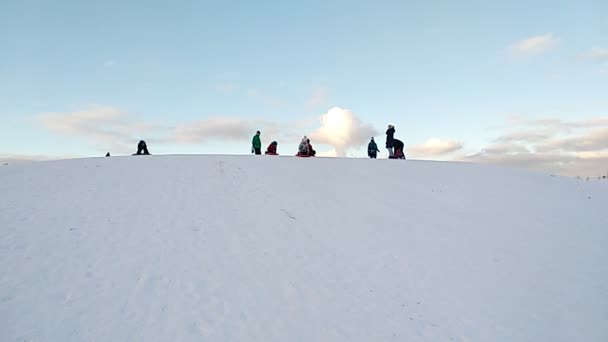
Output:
[[307, 139, 316, 156], [265, 141, 278, 155]]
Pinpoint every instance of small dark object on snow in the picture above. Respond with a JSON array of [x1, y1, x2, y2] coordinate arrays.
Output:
[[135, 140, 150, 155], [105, 152, 110, 157]]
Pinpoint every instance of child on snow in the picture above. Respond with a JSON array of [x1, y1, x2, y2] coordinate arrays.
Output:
[[391, 139, 406, 159], [135, 140, 150, 155], [307, 139, 316, 157], [297, 137, 310, 156], [265, 141, 278, 155], [368, 137, 380, 158]]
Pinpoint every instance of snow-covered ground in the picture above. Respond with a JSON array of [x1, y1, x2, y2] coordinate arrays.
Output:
[[1, 155, 607, 341]]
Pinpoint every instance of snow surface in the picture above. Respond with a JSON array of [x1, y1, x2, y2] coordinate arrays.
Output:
[[1, 155, 607, 341]]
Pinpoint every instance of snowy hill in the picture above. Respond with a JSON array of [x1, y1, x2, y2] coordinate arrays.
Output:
[[1, 155, 607, 341]]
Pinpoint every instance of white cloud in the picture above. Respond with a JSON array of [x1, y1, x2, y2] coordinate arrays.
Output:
[[309, 107, 378, 157], [464, 117, 608, 177], [509, 33, 558, 57], [172, 117, 277, 144], [316, 149, 338, 157], [408, 138, 463, 157], [38, 106, 161, 153]]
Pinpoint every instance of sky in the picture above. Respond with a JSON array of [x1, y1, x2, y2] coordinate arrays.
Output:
[[1, 0, 607, 177]]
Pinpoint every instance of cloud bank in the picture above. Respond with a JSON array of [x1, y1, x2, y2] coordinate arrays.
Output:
[[466, 117, 608, 177], [38, 106, 158, 153], [408, 138, 463, 157]]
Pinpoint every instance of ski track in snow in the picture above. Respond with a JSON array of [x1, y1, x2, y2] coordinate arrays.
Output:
[[1, 155, 607, 341]]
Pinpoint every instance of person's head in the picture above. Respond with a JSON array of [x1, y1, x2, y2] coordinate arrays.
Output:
[[272, 141, 277, 145], [371, 137, 375, 141], [256, 130, 260, 135], [388, 124, 394, 129]]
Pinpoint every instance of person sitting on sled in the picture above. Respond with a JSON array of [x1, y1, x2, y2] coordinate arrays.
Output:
[[297, 136, 310, 156], [307, 139, 316, 157], [392, 138, 405, 159], [265, 141, 278, 155]]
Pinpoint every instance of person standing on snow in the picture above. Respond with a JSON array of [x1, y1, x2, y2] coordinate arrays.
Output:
[[252, 130, 262, 155], [386, 125, 395, 158], [368, 137, 380, 159]]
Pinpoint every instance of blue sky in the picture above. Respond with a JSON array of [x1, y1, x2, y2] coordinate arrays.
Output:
[[1, 0, 607, 176]]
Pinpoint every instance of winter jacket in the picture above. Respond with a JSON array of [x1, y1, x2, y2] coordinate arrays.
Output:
[[386, 127, 395, 148], [266, 143, 277, 154], [368, 140, 379, 154], [298, 138, 309, 154], [252, 134, 261, 149], [307, 142, 316, 156], [393, 138, 404, 151]]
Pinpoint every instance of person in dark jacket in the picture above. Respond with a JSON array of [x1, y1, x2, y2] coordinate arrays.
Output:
[[368, 137, 380, 159], [265, 141, 278, 155], [307, 139, 316, 156], [386, 125, 395, 158], [392, 138, 405, 159], [135, 140, 150, 155]]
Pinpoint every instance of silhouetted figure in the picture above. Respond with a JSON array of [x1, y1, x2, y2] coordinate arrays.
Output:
[[386, 125, 395, 157], [252, 130, 262, 155], [106, 152, 110, 157], [368, 137, 379, 159], [296, 136, 310, 157], [307, 139, 316, 156], [265, 141, 278, 155], [391, 139, 405, 159], [136, 140, 150, 155]]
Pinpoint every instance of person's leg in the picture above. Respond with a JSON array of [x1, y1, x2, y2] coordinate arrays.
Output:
[[255, 148, 261, 155], [143, 146, 150, 155], [387, 147, 394, 158]]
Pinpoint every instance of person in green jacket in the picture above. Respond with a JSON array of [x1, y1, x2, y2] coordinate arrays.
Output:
[[252, 130, 262, 155]]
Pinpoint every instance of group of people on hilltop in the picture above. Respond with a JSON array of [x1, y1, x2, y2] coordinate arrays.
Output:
[[296, 136, 316, 157], [382, 124, 405, 159], [252, 124, 404, 159], [127, 125, 405, 159], [251, 131, 316, 157], [367, 124, 405, 159]]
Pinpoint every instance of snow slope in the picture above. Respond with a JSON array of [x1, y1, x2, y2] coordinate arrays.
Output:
[[1, 155, 607, 341]]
